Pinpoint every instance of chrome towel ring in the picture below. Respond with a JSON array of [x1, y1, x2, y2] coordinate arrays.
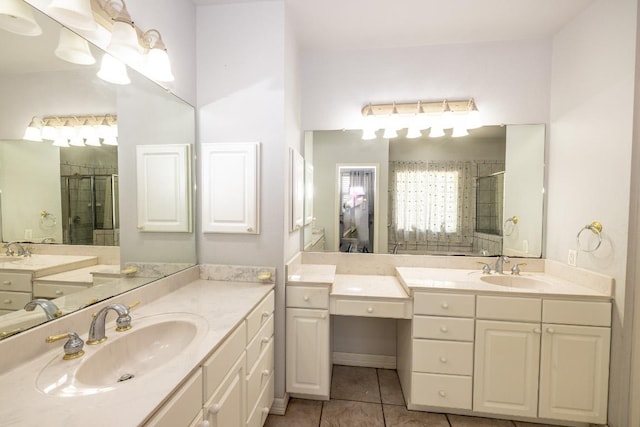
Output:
[[504, 215, 518, 236], [577, 221, 603, 252]]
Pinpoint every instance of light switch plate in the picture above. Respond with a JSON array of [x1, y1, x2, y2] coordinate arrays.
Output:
[[568, 249, 577, 266]]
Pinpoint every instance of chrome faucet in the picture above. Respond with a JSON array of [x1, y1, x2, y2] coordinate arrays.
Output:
[[495, 255, 510, 274], [5, 241, 29, 257], [24, 299, 61, 320], [87, 303, 132, 345]]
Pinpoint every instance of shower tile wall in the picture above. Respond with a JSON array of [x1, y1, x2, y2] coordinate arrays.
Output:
[[475, 162, 504, 234]]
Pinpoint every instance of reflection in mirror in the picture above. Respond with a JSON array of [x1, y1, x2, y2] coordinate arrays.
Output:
[[337, 165, 377, 253], [0, 2, 196, 338], [304, 124, 544, 258]]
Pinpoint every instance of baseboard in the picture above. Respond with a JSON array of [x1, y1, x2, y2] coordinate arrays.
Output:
[[270, 393, 289, 416], [332, 352, 396, 369]]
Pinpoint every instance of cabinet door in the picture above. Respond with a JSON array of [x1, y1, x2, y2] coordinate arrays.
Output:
[[539, 324, 610, 424], [201, 142, 260, 234], [136, 144, 192, 232], [204, 354, 246, 427], [286, 308, 330, 398], [474, 320, 540, 417]]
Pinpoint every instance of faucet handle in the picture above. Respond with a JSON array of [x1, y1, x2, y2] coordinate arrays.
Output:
[[46, 332, 85, 360], [476, 262, 491, 274], [511, 263, 527, 275], [128, 300, 140, 311]]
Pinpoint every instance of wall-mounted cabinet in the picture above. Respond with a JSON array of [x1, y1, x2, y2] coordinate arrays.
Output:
[[136, 144, 192, 233], [201, 143, 260, 234]]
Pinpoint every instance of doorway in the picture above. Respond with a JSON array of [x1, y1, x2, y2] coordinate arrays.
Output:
[[336, 165, 378, 253]]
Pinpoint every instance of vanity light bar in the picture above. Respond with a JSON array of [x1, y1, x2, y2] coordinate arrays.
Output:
[[361, 99, 475, 116], [23, 114, 118, 147]]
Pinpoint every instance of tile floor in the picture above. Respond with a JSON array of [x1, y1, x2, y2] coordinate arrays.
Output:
[[265, 365, 558, 427]]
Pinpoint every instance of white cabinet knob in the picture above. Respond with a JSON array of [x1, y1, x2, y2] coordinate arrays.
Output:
[[208, 403, 222, 415], [262, 311, 270, 318], [439, 357, 447, 363], [200, 421, 211, 427], [2, 281, 11, 286], [303, 295, 310, 301], [440, 326, 448, 333], [262, 369, 270, 376], [262, 407, 270, 415], [533, 327, 541, 334], [438, 390, 447, 397], [547, 327, 555, 334], [247, 227, 254, 232], [3, 299, 11, 304], [440, 302, 449, 309], [55, 290, 63, 295], [367, 307, 374, 313], [261, 336, 270, 344], [321, 313, 327, 319]]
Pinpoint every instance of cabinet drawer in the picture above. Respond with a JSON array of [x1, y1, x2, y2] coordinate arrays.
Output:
[[543, 300, 611, 326], [0, 273, 32, 292], [247, 291, 274, 344], [413, 340, 473, 375], [33, 283, 90, 299], [332, 298, 411, 319], [247, 313, 274, 372], [414, 292, 475, 317], [411, 372, 472, 410], [247, 372, 274, 427], [0, 291, 32, 310], [247, 339, 274, 413], [287, 286, 329, 309], [144, 369, 203, 427], [203, 322, 246, 401], [413, 316, 474, 341], [476, 295, 541, 322]]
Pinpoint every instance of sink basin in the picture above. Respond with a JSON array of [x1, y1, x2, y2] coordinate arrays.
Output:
[[37, 312, 208, 396], [480, 275, 550, 289]]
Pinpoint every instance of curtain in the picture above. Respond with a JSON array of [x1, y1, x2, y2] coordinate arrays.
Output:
[[389, 161, 474, 244]]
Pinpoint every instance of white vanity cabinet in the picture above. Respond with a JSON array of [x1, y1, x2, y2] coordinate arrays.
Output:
[[0, 272, 33, 314], [286, 285, 331, 399], [408, 292, 475, 410]]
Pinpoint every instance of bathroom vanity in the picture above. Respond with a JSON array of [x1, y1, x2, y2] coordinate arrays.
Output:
[[286, 254, 613, 426]]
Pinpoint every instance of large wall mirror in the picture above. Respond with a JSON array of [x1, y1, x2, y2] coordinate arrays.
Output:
[[0, 2, 196, 337], [303, 124, 545, 258]]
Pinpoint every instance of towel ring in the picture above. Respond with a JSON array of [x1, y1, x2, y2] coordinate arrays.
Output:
[[576, 221, 603, 252], [503, 215, 518, 236]]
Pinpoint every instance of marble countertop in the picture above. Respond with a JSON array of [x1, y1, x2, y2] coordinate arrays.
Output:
[[287, 263, 336, 285], [33, 264, 118, 286], [332, 274, 410, 299], [396, 267, 612, 300], [0, 279, 274, 426], [0, 254, 98, 278]]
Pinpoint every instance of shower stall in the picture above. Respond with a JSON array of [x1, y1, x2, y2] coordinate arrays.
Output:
[[61, 174, 119, 245]]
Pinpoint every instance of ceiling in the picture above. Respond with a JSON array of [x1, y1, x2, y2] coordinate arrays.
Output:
[[194, 0, 595, 51]]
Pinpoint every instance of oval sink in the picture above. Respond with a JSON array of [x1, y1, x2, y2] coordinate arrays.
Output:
[[480, 275, 549, 289], [37, 312, 208, 396]]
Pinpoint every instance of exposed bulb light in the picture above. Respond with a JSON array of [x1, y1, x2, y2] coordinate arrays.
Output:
[[406, 101, 428, 139], [106, 0, 141, 65], [451, 125, 469, 138], [362, 128, 377, 140], [60, 119, 76, 138], [0, 0, 42, 36], [102, 136, 118, 146], [406, 127, 422, 139], [383, 104, 400, 139], [439, 100, 454, 129], [361, 104, 379, 140], [466, 98, 482, 129], [41, 120, 58, 140], [97, 53, 130, 85], [85, 135, 101, 146], [52, 136, 70, 147], [429, 126, 445, 138], [69, 135, 85, 146], [47, 0, 97, 32], [55, 27, 96, 65], [142, 29, 174, 82], [96, 116, 113, 138], [23, 117, 42, 141]]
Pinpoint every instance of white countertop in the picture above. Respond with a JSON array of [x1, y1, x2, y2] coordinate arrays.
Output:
[[0, 278, 274, 426], [287, 263, 336, 285], [0, 254, 98, 278], [33, 264, 118, 286], [332, 274, 410, 299]]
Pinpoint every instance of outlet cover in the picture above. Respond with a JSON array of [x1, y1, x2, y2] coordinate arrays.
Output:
[[568, 249, 577, 266]]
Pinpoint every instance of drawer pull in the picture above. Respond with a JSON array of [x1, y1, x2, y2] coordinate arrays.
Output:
[[55, 290, 63, 295], [303, 295, 310, 301], [533, 327, 541, 334], [367, 307, 374, 313], [440, 326, 448, 333], [2, 281, 11, 286], [200, 421, 211, 427], [547, 327, 555, 334], [440, 302, 449, 309], [3, 299, 11, 305], [439, 357, 448, 363], [321, 313, 327, 319], [262, 311, 270, 318], [208, 403, 222, 415], [438, 390, 447, 397], [262, 369, 270, 376], [261, 336, 270, 344], [262, 407, 270, 415]]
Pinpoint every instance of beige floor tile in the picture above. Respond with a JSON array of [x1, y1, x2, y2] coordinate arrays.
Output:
[[320, 399, 385, 427], [383, 404, 450, 426], [264, 398, 322, 427], [513, 422, 559, 427], [448, 414, 516, 427], [378, 369, 405, 405], [331, 365, 381, 403]]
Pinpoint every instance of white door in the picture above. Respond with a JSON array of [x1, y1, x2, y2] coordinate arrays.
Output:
[[204, 355, 246, 427], [286, 308, 330, 398], [539, 324, 610, 424], [201, 142, 260, 234], [474, 320, 541, 417]]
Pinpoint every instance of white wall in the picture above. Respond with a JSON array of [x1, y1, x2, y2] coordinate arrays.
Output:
[[196, 0, 289, 401], [547, 1, 637, 426], [301, 39, 552, 131]]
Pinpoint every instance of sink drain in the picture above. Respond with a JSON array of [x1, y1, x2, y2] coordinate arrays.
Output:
[[117, 373, 135, 383]]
